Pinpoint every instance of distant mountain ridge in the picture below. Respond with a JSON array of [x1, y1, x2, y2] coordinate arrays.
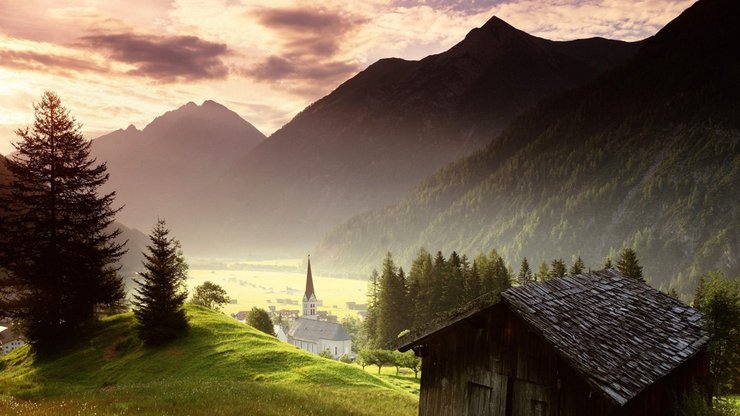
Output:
[[180, 16, 640, 256], [314, 0, 740, 297], [91, 100, 265, 234]]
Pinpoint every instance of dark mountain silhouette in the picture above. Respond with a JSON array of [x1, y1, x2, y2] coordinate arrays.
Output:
[[185, 17, 640, 256], [91, 100, 265, 232], [315, 0, 740, 297]]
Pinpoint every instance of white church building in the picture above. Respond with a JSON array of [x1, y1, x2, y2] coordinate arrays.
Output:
[[287, 256, 352, 359]]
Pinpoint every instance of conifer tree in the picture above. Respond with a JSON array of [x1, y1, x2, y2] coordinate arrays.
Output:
[[441, 251, 464, 311], [430, 251, 448, 316], [549, 258, 567, 279], [408, 249, 432, 328], [463, 257, 482, 302], [364, 269, 380, 347], [535, 260, 549, 282], [133, 220, 189, 345], [616, 248, 644, 282], [604, 257, 613, 269], [0, 91, 124, 352], [492, 256, 511, 293], [376, 253, 407, 347], [517, 258, 534, 285], [569, 256, 585, 275]]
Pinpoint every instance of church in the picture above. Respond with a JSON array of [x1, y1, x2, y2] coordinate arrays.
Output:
[[287, 256, 352, 359]]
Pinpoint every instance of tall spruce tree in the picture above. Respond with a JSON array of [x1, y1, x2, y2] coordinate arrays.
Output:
[[408, 249, 433, 327], [517, 258, 534, 286], [376, 253, 407, 347], [463, 256, 481, 302], [535, 260, 549, 282], [549, 259, 567, 279], [364, 269, 380, 347], [604, 257, 613, 269], [492, 256, 511, 294], [0, 91, 124, 352], [132, 219, 189, 345], [569, 256, 585, 275], [616, 248, 644, 282], [441, 251, 464, 311]]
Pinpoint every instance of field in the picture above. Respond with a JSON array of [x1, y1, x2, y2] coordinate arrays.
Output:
[[0, 306, 418, 415], [186, 258, 368, 319]]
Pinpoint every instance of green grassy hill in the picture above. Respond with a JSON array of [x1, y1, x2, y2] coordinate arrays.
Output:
[[0, 306, 418, 415]]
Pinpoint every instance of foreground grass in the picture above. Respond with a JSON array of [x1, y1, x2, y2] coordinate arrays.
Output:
[[358, 364, 420, 396], [0, 306, 417, 415]]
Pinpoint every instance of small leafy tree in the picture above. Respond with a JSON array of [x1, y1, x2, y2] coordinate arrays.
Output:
[[246, 307, 276, 336], [370, 349, 395, 374], [191, 281, 230, 310], [616, 248, 644, 282], [132, 219, 189, 345], [357, 348, 372, 370], [397, 350, 422, 379], [693, 271, 739, 396]]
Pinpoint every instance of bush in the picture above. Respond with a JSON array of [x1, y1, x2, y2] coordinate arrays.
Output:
[[318, 349, 333, 359], [339, 354, 352, 363]]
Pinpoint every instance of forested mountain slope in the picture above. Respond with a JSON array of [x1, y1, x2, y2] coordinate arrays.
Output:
[[315, 0, 740, 297], [185, 17, 639, 256]]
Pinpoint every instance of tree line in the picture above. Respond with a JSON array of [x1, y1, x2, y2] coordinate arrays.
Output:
[[364, 248, 647, 348]]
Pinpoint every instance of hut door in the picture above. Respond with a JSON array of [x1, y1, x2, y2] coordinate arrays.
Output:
[[466, 382, 492, 415], [465, 374, 507, 415], [511, 380, 550, 416]]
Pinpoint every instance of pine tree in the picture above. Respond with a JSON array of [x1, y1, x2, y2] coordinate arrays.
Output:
[[604, 257, 613, 269], [492, 256, 512, 294], [517, 258, 534, 286], [535, 260, 549, 282], [376, 253, 407, 347], [409, 249, 433, 327], [463, 257, 481, 302], [0, 91, 124, 352], [441, 251, 464, 311], [616, 248, 644, 282], [132, 220, 189, 345], [549, 259, 567, 279], [364, 269, 380, 347], [569, 256, 585, 275], [430, 251, 448, 317]]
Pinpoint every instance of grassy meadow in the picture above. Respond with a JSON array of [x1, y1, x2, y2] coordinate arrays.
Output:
[[186, 258, 368, 319], [0, 306, 417, 415]]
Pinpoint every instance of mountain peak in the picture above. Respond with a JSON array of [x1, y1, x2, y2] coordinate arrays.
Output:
[[480, 15, 517, 32], [125, 124, 138, 132]]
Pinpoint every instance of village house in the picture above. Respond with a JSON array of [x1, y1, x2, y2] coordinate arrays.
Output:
[[397, 269, 709, 415], [287, 256, 352, 359], [0, 325, 25, 356]]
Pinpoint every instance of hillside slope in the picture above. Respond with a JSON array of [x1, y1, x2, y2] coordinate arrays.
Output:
[[0, 306, 417, 415], [315, 0, 740, 298], [184, 17, 639, 256]]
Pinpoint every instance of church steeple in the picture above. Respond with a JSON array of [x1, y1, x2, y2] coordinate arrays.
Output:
[[302, 255, 318, 319]]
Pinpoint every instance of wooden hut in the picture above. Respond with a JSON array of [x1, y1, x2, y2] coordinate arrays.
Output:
[[396, 270, 709, 415]]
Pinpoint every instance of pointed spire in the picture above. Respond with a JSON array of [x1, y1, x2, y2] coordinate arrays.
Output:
[[304, 254, 315, 300]]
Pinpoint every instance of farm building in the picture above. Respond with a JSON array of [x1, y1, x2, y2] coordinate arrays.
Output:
[[0, 325, 25, 355], [397, 269, 709, 415]]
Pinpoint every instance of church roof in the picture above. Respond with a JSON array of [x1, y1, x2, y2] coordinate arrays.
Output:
[[304, 256, 316, 300], [288, 318, 350, 342]]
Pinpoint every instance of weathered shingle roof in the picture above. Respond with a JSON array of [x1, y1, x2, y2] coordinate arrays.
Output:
[[397, 269, 708, 407], [288, 317, 350, 342], [502, 269, 707, 405]]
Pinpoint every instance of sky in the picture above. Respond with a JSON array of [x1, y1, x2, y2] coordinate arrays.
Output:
[[0, 0, 694, 155]]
